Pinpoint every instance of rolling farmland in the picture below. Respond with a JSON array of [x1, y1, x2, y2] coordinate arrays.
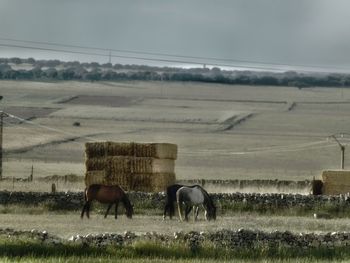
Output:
[[1, 80, 349, 183]]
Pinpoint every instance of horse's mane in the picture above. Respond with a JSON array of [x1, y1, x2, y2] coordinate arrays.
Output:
[[192, 185, 215, 209]]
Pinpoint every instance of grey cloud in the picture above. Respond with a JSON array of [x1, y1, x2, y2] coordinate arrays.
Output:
[[0, 0, 350, 69]]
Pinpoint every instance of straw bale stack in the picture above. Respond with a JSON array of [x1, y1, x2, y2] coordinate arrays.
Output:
[[85, 157, 175, 174], [84, 142, 177, 192], [322, 170, 350, 195], [85, 172, 176, 192], [85, 142, 177, 159]]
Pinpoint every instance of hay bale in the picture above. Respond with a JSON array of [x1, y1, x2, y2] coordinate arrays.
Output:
[[85, 170, 132, 189], [85, 142, 109, 159], [86, 157, 174, 174], [85, 142, 177, 159], [84, 141, 177, 192], [85, 158, 107, 171], [130, 173, 175, 192], [323, 184, 350, 195], [134, 157, 174, 173], [322, 170, 350, 195], [133, 143, 178, 159], [85, 170, 108, 186], [150, 173, 176, 192], [85, 171, 175, 192]]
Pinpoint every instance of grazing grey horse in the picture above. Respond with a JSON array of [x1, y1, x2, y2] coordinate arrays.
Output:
[[176, 185, 216, 221]]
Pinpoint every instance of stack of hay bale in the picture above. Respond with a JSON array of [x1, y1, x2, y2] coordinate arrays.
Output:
[[84, 142, 177, 192], [321, 170, 350, 195]]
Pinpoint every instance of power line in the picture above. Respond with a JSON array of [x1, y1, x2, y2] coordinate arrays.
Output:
[[0, 37, 298, 66], [180, 142, 334, 156], [0, 43, 286, 71], [0, 36, 347, 71]]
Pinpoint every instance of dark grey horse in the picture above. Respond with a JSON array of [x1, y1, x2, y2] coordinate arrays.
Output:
[[163, 184, 184, 220]]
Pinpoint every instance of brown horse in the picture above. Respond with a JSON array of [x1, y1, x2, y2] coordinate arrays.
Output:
[[81, 184, 133, 219]]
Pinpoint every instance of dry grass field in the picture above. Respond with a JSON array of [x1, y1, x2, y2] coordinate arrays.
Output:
[[1, 80, 350, 184]]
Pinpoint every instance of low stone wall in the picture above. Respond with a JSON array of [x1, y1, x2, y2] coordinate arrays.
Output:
[[178, 179, 312, 194], [0, 191, 84, 209], [0, 191, 349, 212], [0, 177, 313, 194], [1, 228, 350, 249]]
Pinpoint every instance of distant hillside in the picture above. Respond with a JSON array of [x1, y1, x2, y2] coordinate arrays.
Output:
[[0, 57, 349, 88]]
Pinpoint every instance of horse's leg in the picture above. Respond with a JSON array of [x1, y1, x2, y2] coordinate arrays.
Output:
[[170, 202, 176, 219], [163, 203, 169, 220], [170, 202, 176, 220], [86, 201, 91, 219], [104, 203, 113, 218], [195, 206, 199, 221], [185, 205, 192, 222], [177, 202, 183, 222], [202, 204, 208, 221], [192, 206, 196, 222], [114, 200, 119, 219], [80, 202, 87, 219]]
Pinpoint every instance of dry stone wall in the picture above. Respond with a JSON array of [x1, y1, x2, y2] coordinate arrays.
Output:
[[0, 191, 349, 211], [178, 179, 312, 194], [1, 228, 350, 249]]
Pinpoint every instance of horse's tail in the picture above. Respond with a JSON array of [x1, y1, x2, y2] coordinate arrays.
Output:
[[164, 184, 183, 218], [176, 189, 183, 221], [165, 191, 175, 218], [166, 185, 176, 217]]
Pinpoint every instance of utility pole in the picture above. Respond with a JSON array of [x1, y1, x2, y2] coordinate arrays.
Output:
[[0, 111, 9, 180], [330, 134, 346, 170]]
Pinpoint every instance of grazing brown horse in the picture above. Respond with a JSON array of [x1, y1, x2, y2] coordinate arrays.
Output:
[[81, 184, 133, 219]]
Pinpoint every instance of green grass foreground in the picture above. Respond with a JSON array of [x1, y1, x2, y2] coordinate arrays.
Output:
[[1, 238, 350, 262], [2, 258, 350, 263]]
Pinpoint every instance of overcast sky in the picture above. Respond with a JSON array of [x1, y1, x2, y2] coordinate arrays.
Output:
[[1, 0, 350, 71]]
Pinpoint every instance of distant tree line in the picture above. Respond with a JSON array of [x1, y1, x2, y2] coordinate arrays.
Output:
[[0, 57, 350, 88]]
